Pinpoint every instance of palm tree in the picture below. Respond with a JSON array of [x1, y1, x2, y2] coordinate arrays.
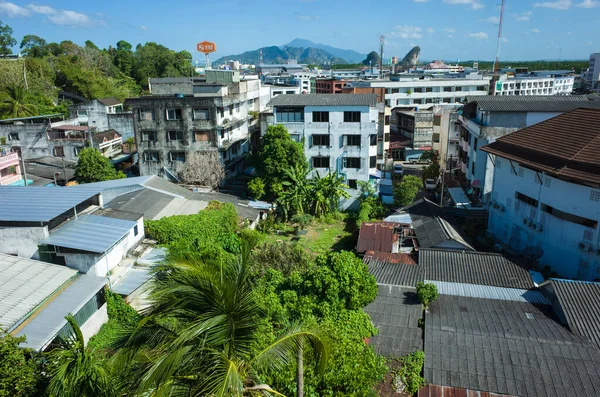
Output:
[[46, 314, 115, 397], [121, 244, 329, 396], [311, 172, 350, 217], [0, 84, 37, 119], [278, 164, 311, 219]]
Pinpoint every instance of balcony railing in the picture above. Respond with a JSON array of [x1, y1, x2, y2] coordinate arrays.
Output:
[[0, 152, 19, 166]]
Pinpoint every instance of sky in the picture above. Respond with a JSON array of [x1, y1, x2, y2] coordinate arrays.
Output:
[[0, 0, 597, 63]]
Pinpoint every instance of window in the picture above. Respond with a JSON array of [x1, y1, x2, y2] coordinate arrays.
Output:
[[518, 167, 525, 177], [425, 87, 433, 93], [343, 111, 361, 123], [385, 115, 390, 125], [392, 88, 399, 94], [139, 109, 155, 120], [413, 88, 423, 93], [312, 134, 330, 147], [413, 99, 423, 104], [583, 229, 594, 241], [370, 156, 377, 168], [144, 151, 159, 162], [193, 109, 209, 120], [473, 137, 478, 150], [515, 191, 538, 207], [195, 131, 211, 142], [167, 130, 184, 141], [166, 108, 182, 120], [369, 134, 377, 146], [544, 177, 552, 188], [53, 146, 64, 157], [443, 87, 452, 92], [74, 147, 84, 156], [542, 204, 597, 228], [8, 133, 19, 141], [425, 99, 433, 104], [343, 157, 361, 168], [346, 135, 361, 146], [471, 161, 476, 175], [433, 115, 441, 126], [76, 110, 87, 117], [276, 108, 304, 122], [142, 131, 157, 141], [133, 225, 139, 236], [170, 151, 185, 162], [312, 156, 330, 168], [591, 190, 600, 202], [312, 111, 329, 122], [348, 179, 357, 189]]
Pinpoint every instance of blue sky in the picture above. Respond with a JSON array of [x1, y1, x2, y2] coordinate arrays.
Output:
[[0, 0, 597, 62]]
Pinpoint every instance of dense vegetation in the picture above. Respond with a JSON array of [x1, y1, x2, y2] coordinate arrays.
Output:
[[74, 148, 126, 183]]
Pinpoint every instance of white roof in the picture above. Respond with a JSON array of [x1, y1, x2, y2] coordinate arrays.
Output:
[[0, 253, 77, 331]]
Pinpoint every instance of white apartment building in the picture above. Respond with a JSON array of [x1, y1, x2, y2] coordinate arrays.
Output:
[[457, 95, 600, 202], [584, 53, 600, 92], [266, 94, 379, 210], [353, 73, 491, 108], [494, 74, 574, 96], [482, 108, 600, 281]]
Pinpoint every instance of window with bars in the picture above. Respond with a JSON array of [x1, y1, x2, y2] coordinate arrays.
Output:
[[518, 167, 525, 177], [312, 111, 329, 122], [583, 229, 594, 241], [343, 111, 361, 122], [544, 177, 551, 188], [312, 156, 330, 168], [345, 135, 361, 146], [343, 157, 361, 168], [170, 151, 185, 162], [144, 151, 159, 162], [590, 190, 600, 202], [311, 134, 330, 147], [142, 131, 157, 141]]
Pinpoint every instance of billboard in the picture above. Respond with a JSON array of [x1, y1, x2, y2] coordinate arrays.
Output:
[[197, 41, 216, 54]]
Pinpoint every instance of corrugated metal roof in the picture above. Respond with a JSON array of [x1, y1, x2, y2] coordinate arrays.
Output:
[[0, 187, 99, 223], [97, 97, 122, 107], [419, 385, 516, 397], [481, 108, 600, 185], [356, 222, 398, 253], [0, 254, 77, 331], [426, 280, 550, 304], [43, 215, 136, 253], [550, 279, 600, 348], [420, 249, 534, 289], [365, 256, 423, 287], [17, 274, 107, 351], [67, 175, 153, 190], [383, 213, 412, 224], [137, 247, 167, 266], [112, 268, 152, 296], [267, 93, 377, 107], [466, 94, 600, 112]]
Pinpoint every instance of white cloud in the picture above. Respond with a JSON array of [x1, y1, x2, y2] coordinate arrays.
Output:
[[427, 27, 435, 34], [27, 4, 53, 14], [443, 27, 456, 33], [531, 28, 541, 33], [390, 25, 423, 39], [513, 11, 532, 21], [500, 37, 509, 42], [443, 0, 484, 9], [533, 0, 572, 9], [479, 16, 500, 23], [26, 3, 97, 27], [577, 0, 598, 7], [297, 15, 319, 20], [0, 2, 31, 17], [468, 32, 489, 40], [140, 25, 147, 31]]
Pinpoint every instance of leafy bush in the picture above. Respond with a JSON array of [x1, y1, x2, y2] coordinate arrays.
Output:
[[416, 282, 438, 310], [247, 177, 266, 200], [394, 175, 422, 207], [0, 330, 43, 397], [87, 289, 141, 350], [356, 201, 372, 228], [396, 351, 425, 395]]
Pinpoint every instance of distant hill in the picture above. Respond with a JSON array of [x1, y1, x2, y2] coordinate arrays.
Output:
[[213, 39, 365, 66]]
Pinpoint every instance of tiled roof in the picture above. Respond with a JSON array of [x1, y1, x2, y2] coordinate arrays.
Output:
[[419, 249, 534, 289], [97, 97, 122, 106], [92, 129, 121, 144], [267, 93, 377, 107], [550, 279, 600, 348], [365, 284, 423, 357], [364, 256, 423, 287], [465, 95, 600, 112], [419, 385, 515, 397], [481, 108, 600, 185], [424, 295, 600, 397]]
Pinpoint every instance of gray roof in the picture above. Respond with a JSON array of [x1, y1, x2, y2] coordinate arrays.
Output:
[[424, 295, 600, 396], [549, 279, 600, 348], [364, 284, 423, 357], [419, 249, 534, 289], [97, 97, 122, 107], [465, 95, 600, 113], [106, 188, 177, 220], [0, 187, 99, 223], [364, 256, 423, 287], [0, 254, 77, 331], [93, 208, 143, 222], [267, 93, 377, 107], [429, 281, 550, 305], [68, 175, 153, 191], [43, 215, 136, 253], [0, 113, 62, 123], [17, 274, 107, 351], [112, 268, 153, 296]]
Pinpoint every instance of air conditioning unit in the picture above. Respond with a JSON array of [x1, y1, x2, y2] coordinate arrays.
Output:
[[579, 242, 591, 252]]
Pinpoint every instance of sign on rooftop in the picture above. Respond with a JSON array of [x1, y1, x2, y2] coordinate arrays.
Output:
[[197, 41, 216, 54]]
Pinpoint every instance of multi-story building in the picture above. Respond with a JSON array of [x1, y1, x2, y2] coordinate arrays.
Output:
[[353, 73, 491, 108], [69, 97, 134, 140], [432, 105, 462, 171], [0, 150, 22, 186], [494, 72, 575, 96], [125, 70, 263, 180], [393, 109, 434, 150], [457, 95, 600, 201], [315, 78, 351, 94], [266, 94, 379, 209], [481, 108, 600, 281], [584, 52, 600, 92]]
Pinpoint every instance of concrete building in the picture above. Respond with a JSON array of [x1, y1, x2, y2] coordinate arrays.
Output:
[[494, 72, 575, 96], [257, 61, 306, 75], [269, 85, 301, 97], [584, 53, 600, 92], [266, 94, 378, 209], [0, 150, 22, 186], [457, 95, 600, 201], [315, 78, 351, 94], [69, 97, 134, 140], [482, 108, 600, 280], [126, 70, 263, 181], [353, 73, 491, 108], [432, 105, 462, 171], [0, 253, 108, 351]]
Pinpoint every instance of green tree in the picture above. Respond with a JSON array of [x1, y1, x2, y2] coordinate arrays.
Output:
[[0, 330, 42, 397], [247, 177, 266, 200], [278, 164, 311, 218], [422, 162, 441, 182], [310, 172, 350, 217], [0, 84, 37, 119], [0, 20, 16, 56], [74, 147, 126, 183], [114, 40, 134, 76], [394, 175, 422, 207], [255, 125, 306, 199], [416, 282, 438, 310], [46, 314, 115, 397], [419, 149, 436, 163], [20, 35, 47, 58]]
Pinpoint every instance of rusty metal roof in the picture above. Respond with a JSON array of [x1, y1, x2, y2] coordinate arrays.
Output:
[[481, 108, 600, 186], [356, 222, 398, 253], [419, 385, 516, 397]]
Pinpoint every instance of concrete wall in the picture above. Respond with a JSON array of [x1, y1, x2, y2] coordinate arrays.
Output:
[[0, 226, 48, 258], [81, 303, 108, 347], [0, 123, 51, 160], [108, 113, 134, 140], [488, 157, 600, 280], [70, 100, 110, 132]]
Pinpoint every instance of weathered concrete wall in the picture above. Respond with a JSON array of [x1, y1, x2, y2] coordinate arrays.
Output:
[[108, 113, 134, 140], [70, 100, 110, 131], [81, 303, 108, 347], [0, 123, 51, 159], [0, 226, 48, 257]]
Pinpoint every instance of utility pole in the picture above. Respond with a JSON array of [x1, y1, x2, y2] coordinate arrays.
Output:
[[491, 0, 505, 95], [62, 157, 67, 185], [379, 35, 385, 79], [19, 152, 28, 186]]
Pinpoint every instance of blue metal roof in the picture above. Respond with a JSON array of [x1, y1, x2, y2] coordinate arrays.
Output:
[[112, 268, 153, 296], [43, 215, 136, 253], [67, 175, 153, 190], [426, 280, 551, 305], [0, 186, 100, 223]]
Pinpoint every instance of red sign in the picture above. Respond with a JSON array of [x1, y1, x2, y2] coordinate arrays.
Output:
[[197, 41, 216, 54]]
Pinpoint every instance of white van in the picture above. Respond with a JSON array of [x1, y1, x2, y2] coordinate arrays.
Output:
[[393, 162, 404, 176]]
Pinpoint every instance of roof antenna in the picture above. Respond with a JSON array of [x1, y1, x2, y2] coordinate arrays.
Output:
[[491, 0, 505, 95]]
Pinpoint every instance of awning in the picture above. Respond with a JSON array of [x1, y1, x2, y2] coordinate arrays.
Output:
[[51, 125, 89, 131], [448, 187, 471, 209]]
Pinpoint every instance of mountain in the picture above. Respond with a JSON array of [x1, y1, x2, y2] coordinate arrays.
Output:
[[284, 38, 366, 63], [401, 46, 421, 66], [213, 44, 347, 66]]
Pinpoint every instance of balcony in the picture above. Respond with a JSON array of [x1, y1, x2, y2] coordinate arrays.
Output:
[[458, 115, 482, 136], [0, 152, 19, 167], [0, 174, 21, 186]]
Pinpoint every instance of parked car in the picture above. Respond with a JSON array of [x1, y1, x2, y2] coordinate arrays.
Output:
[[405, 153, 432, 164], [424, 178, 437, 190], [393, 162, 404, 176]]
